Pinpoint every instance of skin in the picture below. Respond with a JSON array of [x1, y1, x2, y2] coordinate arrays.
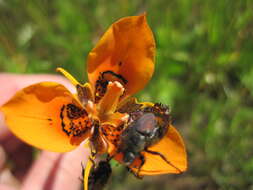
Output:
[[0, 74, 89, 190]]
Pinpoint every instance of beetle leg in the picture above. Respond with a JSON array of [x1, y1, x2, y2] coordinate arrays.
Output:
[[129, 154, 145, 179], [136, 154, 145, 177], [127, 166, 143, 179]]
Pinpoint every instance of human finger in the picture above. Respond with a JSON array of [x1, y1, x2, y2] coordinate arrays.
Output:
[[21, 145, 89, 190]]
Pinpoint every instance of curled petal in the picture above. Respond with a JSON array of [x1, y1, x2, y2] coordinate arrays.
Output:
[[1, 82, 91, 152], [87, 14, 155, 99]]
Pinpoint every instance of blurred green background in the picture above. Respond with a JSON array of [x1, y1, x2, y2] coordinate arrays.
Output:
[[1, 0, 253, 189]]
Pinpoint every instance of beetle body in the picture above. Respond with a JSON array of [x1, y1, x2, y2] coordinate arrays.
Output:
[[118, 113, 161, 165], [114, 103, 172, 176]]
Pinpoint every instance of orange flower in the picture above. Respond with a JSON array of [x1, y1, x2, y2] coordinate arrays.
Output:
[[1, 14, 187, 190]]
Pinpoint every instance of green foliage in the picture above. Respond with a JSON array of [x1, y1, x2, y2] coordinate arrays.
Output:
[[1, 0, 253, 189]]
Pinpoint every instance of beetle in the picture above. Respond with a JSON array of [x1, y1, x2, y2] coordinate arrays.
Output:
[[107, 103, 187, 177]]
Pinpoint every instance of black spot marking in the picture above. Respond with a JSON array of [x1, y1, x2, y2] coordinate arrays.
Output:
[[60, 105, 71, 136], [60, 105, 65, 120], [117, 124, 124, 131], [66, 104, 87, 119], [101, 70, 128, 84], [72, 120, 91, 137], [59, 104, 91, 137], [94, 70, 128, 103]]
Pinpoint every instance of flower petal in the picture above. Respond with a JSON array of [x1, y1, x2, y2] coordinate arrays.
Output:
[[131, 125, 187, 175], [1, 82, 91, 152], [87, 14, 155, 99]]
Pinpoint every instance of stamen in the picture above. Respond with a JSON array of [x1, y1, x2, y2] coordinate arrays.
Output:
[[98, 81, 124, 119], [56, 67, 79, 86], [77, 83, 94, 106]]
